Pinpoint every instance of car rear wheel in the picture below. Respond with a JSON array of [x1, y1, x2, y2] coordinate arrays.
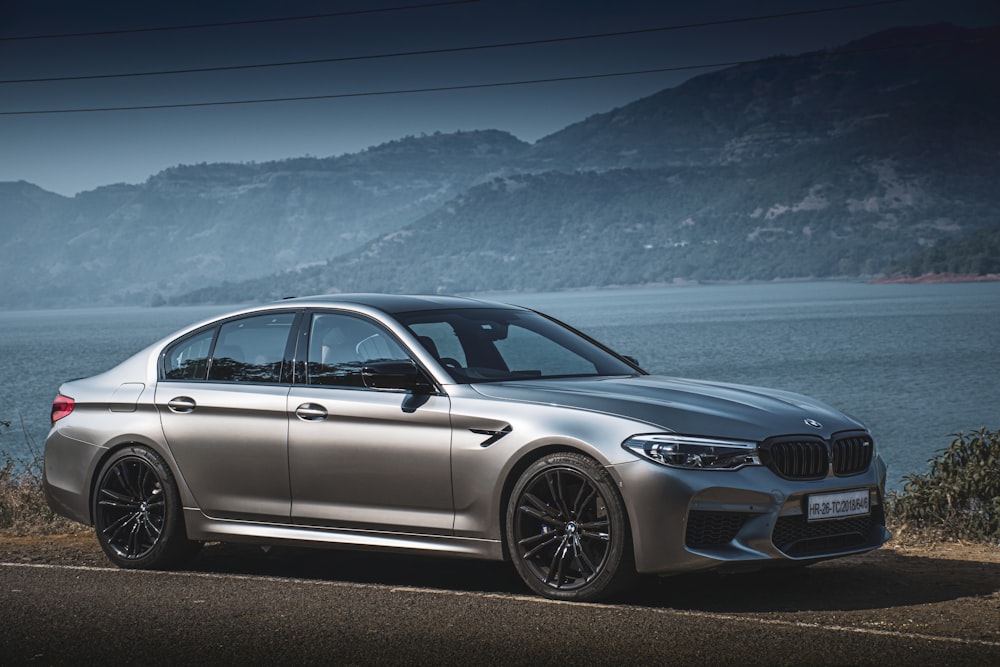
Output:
[[506, 452, 635, 601], [92, 446, 198, 569]]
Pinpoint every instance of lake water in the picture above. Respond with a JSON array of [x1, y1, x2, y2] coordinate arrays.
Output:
[[1, 281, 997, 489]]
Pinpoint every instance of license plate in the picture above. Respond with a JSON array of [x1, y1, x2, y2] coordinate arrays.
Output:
[[806, 489, 870, 521]]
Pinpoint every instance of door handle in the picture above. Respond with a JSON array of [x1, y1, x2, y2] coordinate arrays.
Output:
[[295, 403, 327, 421], [167, 396, 196, 413]]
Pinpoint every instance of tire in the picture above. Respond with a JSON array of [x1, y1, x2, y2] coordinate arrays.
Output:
[[92, 446, 199, 569], [506, 452, 635, 601]]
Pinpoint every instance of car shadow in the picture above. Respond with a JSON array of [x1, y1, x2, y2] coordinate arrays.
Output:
[[188, 542, 525, 593], [186, 543, 1000, 613], [626, 551, 1000, 612]]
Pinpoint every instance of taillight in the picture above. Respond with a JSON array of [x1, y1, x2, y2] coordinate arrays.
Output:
[[51, 394, 75, 424]]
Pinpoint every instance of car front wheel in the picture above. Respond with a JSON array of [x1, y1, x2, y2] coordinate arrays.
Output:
[[506, 452, 635, 601], [92, 446, 198, 569]]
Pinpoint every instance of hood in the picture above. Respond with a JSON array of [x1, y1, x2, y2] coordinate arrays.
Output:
[[470, 375, 865, 442]]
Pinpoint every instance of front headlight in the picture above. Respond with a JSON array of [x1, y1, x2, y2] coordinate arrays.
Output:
[[622, 433, 761, 470]]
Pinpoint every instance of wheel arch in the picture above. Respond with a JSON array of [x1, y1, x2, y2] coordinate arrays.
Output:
[[497, 442, 633, 563], [89, 437, 201, 568], [86, 436, 188, 526]]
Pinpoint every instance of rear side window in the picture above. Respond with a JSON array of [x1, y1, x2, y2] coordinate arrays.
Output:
[[208, 313, 295, 383], [162, 312, 296, 383], [163, 329, 216, 380]]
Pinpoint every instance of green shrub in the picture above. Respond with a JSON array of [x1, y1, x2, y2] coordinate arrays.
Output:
[[888, 428, 1000, 544]]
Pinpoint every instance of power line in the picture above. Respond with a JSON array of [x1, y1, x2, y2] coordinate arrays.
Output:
[[1, 1, 907, 85], [0, 1, 479, 42], [3, 31, 994, 117]]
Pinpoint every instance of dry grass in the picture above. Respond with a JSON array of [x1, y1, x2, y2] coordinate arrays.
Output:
[[1, 419, 82, 535], [0, 457, 82, 536]]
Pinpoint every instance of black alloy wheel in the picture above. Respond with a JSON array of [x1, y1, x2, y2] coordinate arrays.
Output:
[[93, 446, 197, 569], [507, 452, 634, 601]]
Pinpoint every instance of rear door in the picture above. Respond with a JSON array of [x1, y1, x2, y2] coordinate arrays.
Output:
[[157, 311, 298, 521]]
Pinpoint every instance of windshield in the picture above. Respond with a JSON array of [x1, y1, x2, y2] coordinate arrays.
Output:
[[396, 308, 639, 383]]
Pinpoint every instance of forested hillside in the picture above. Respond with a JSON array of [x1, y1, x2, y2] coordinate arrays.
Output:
[[1, 131, 527, 307], [175, 143, 999, 302], [2, 24, 998, 308]]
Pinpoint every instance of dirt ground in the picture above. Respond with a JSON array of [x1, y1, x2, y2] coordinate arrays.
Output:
[[2, 532, 998, 612], [2, 532, 996, 666], [2, 529, 999, 665]]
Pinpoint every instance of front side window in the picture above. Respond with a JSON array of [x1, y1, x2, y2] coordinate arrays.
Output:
[[207, 313, 295, 383], [307, 312, 411, 387]]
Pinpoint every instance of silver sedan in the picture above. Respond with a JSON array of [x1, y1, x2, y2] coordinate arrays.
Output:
[[44, 294, 889, 601]]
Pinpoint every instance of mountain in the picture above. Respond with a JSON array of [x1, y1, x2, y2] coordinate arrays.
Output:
[[174, 146, 999, 302], [0, 130, 527, 307], [2, 24, 998, 308], [888, 221, 1000, 276], [173, 24, 1000, 303], [527, 24, 1000, 171]]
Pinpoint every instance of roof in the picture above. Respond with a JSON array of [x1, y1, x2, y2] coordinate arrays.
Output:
[[273, 293, 522, 314]]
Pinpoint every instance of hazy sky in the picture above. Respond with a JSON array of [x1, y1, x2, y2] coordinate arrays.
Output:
[[1, 0, 997, 195]]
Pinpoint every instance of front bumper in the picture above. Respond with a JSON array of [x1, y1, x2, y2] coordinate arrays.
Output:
[[611, 456, 890, 574]]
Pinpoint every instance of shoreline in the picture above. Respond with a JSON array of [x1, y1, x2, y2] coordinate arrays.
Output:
[[871, 272, 1000, 285]]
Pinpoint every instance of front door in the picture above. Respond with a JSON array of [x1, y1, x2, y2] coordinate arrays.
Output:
[[287, 311, 453, 533]]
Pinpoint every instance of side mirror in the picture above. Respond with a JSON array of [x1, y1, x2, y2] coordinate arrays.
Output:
[[362, 361, 431, 392], [623, 355, 640, 368]]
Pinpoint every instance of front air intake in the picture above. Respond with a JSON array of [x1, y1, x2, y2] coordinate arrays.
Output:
[[761, 437, 828, 480], [773, 505, 885, 557], [832, 433, 874, 476], [685, 511, 751, 548]]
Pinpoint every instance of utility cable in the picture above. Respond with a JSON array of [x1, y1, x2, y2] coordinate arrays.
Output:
[[0, 1, 906, 84], [2, 30, 994, 116], [0, 0, 479, 41]]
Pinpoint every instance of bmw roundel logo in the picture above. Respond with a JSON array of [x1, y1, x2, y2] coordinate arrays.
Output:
[[804, 419, 823, 429]]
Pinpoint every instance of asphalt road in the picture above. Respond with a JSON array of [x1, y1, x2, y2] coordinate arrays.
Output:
[[2, 542, 999, 665]]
